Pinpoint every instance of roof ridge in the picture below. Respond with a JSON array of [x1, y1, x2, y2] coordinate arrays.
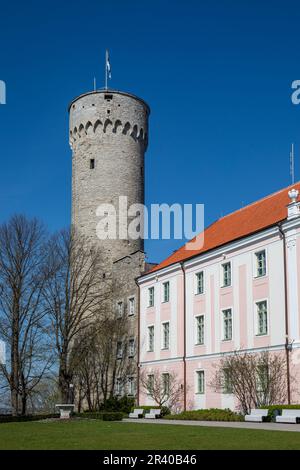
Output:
[[218, 180, 300, 222]]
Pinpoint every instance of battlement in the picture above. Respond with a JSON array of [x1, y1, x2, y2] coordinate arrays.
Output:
[[69, 118, 148, 148]]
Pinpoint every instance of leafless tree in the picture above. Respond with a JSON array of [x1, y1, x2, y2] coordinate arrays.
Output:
[[209, 350, 290, 414], [0, 215, 53, 415], [140, 369, 184, 412], [72, 314, 135, 410], [42, 228, 107, 403]]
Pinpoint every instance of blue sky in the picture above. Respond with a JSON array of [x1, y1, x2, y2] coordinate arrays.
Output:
[[0, 0, 300, 263]]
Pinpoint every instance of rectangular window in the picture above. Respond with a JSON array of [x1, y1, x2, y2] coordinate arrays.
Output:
[[127, 377, 135, 396], [223, 368, 233, 394], [255, 250, 266, 277], [223, 308, 233, 341], [222, 262, 232, 287], [117, 301, 123, 318], [128, 338, 135, 358], [195, 315, 205, 345], [163, 281, 170, 303], [116, 341, 123, 359], [256, 301, 268, 335], [116, 378, 123, 396], [196, 271, 204, 295], [147, 374, 154, 394], [148, 287, 154, 307], [128, 297, 135, 316], [162, 373, 170, 396], [196, 370, 205, 394], [148, 325, 154, 352], [90, 158, 95, 169], [162, 322, 170, 350]]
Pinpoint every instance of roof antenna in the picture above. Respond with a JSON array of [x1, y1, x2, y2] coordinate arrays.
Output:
[[290, 143, 295, 185], [93, 77, 97, 91]]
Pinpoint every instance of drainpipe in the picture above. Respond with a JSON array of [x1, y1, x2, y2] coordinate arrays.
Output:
[[277, 223, 291, 404], [180, 262, 187, 411], [135, 276, 141, 406]]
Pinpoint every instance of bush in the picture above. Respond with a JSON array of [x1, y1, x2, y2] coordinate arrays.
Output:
[[0, 413, 59, 423], [99, 396, 135, 414], [102, 412, 123, 421], [260, 404, 300, 421], [133, 405, 170, 417], [73, 411, 123, 421], [164, 408, 244, 422]]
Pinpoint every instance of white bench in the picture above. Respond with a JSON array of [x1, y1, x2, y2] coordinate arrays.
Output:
[[129, 409, 144, 419], [245, 409, 268, 422], [276, 409, 300, 424], [145, 409, 161, 419]]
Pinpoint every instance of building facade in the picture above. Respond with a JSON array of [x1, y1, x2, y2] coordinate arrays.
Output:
[[138, 184, 300, 410]]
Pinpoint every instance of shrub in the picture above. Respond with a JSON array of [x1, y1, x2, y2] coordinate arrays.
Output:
[[0, 413, 59, 423], [99, 396, 135, 414], [133, 405, 170, 417], [73, 411, 123, 421], [164, 408, 244, 422], [102, 412, 123, 421], [260, 404, 300, 421]]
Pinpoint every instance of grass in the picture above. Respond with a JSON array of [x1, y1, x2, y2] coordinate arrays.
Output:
[[0, 420, 300, 450]]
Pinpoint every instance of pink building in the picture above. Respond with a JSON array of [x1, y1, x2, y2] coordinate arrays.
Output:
[[137, 183, 300, 410]]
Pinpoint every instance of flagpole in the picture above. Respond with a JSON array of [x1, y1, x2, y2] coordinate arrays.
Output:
[[105, 50, 108, 90]]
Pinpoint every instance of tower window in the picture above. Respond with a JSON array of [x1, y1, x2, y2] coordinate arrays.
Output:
[[104, 94, 113, 101], [107, 110, 111, 114], [90, 159, 95, 169]]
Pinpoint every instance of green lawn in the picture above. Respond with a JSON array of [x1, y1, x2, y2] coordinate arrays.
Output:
[[0, 420, 300, 450]]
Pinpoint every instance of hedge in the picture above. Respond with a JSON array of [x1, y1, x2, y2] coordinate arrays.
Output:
[[73, 411, 123, 421], [132, 406, 170, 417], [164, 408, 244, 422], [260, 404, 300, 421], [0, 413, 59, 423]]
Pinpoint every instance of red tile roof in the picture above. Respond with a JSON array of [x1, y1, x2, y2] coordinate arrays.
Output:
[[148, 182, 300, 273]]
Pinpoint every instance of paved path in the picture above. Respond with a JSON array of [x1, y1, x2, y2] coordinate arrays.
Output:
[[124, 418, 300, 433]]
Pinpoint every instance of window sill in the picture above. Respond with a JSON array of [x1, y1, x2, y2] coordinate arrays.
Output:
[[195, 343, 205, 346], [161, 301, 170, 304], [195, 392, 205, 395], [255, 333, 269, 337], [161, 347, 170, 351], [222, 339, 233, 342], [195, 292, 205, 296]]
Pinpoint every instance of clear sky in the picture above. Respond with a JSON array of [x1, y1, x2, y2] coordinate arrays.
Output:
[[0, 0, 300, 263]]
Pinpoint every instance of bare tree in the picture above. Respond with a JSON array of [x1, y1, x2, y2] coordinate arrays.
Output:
[[72, 314, 134, 410], [43, 228, 107, 403], [140, 370, 184, 412], [209, 350, 290, 414], [0, 215, 53, 415]]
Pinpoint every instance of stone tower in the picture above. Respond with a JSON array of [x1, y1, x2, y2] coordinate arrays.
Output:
[[69, 90, 150, 268], [69, 90, 150, 399]]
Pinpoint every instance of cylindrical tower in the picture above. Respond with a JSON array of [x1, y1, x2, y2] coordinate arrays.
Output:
[[69, 89, 150, 268]]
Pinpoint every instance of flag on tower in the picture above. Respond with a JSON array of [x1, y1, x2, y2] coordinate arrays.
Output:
[[106, 50, 112, 79]]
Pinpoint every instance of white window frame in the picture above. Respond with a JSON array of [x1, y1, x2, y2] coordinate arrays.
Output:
[[128, 296, 135, 316], [195, 314, 205, 345], [127, 376, 135, 396], [222, 307, 233, 341], [221, 261, 232, 288], [148, 286, 155, 307], [116, 341, 123, 359], [195, 271, 205, 295], [147, 325, 155, 352], [255, 298, 269, 336], [195, 370, 205, 394], [116, 300, 124, 318], [128, 338, 135, 358], [147, 374, 154, 395], [161, 321, 170, 350], [162, 281, 170, 303], [115, 377, 123, 396], [162, 373, 170, 396], [254, 249, 267, 278]]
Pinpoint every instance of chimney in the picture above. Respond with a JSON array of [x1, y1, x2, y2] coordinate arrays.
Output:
[[287, 188, 300, 220]]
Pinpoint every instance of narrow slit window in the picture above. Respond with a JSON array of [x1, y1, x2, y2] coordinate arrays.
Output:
[[90, 159, 95, 169]]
